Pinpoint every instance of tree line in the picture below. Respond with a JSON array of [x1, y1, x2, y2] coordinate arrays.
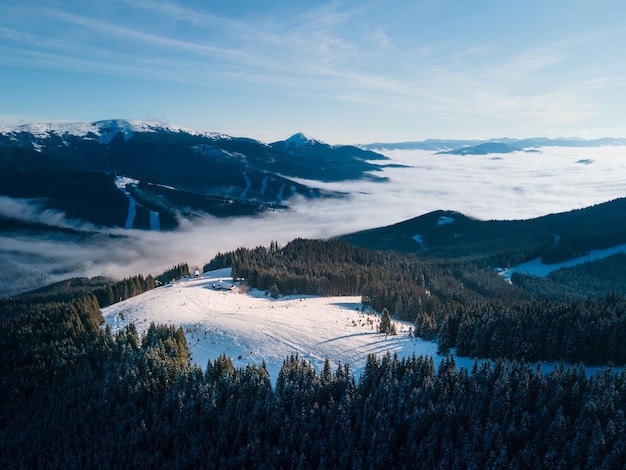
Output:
[[439, 294, 626, 364], [3, 263, 190, 312]]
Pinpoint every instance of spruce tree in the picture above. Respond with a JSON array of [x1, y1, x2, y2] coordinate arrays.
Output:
[[379, 308, 397, 335]]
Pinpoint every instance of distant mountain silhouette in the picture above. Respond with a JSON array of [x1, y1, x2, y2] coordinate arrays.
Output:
[[436, 142, 523, 155], [362, 136, 626, 152]]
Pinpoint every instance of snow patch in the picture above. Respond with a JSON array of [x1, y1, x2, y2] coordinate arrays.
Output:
[[114, 175, 140, 189], [123, 193, 137, 229], [438, 216, 455, 225], [4, 121, 98, 139], [282, 132, 326, 150], [412, 234, 426, 249], [285, 132, 314, 146], [277, 183, 286, 202], [149, 211, 160, 231], [260, 176, 269, 195], [241, 171, 252, 198], [499, 243, 626, 280], [98, 120, 136, 144], [192, 144, 246, 161], [114, 176, 139, 229]]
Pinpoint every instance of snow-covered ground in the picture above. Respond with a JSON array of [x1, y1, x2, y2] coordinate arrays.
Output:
[[501, 243, 626, 280], [101, 268, 616, 381], [241, 171, 252, 198], [114, 175, 160, 231], [100, 268, 463, 382], [0, 119, 232, 143]]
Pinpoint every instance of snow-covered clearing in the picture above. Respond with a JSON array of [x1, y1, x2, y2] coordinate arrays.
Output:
[[501, 243, 626, 280], [101, 268, 616, 381], [101, 268, 465, 382], [412, 234, 425, 249]]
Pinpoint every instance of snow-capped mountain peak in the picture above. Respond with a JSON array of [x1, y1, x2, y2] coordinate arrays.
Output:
[[0, 119, 231, 144], [282, 132, 326, 149]]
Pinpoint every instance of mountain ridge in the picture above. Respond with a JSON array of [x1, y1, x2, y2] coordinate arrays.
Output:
[[362, 136, 626, 152], [0, 119, 389, 231], [338, 197, 626, 267]]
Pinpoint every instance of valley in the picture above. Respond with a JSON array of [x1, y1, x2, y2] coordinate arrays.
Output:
[[3, 124, 626, 468], [2, 123, 626, 298]]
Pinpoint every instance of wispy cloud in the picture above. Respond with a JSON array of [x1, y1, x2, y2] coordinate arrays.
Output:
[[2, 0, 626, 139]]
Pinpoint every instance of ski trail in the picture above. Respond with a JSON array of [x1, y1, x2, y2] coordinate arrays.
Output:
[[277, 183, 286, 202], [115, 176, 138, 229], [260, 176, 269, 195], [241, 171, 252, 198], [123, 191, 137, 229], [150, 211, 160, 231]]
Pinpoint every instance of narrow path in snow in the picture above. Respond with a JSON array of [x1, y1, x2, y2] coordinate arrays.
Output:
[[277, 183, 286, 201], [150, 211, 160, 231], [115, 176, 138, 229], [260, 176, 269, 195], [122, 190, 137, 229], [241, 171, 252, 198]]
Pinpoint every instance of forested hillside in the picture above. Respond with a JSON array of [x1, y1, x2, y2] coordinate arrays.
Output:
[[2, 281, 626, 468], [206, 238, 626, 365], [3, 228, 626, 466], [339, 197, 626, 266]]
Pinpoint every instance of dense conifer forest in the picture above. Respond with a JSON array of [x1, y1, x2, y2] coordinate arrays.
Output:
[[3, 231, 626, 467], [1, 286, 625, 468], [206, 238, 626, 366]]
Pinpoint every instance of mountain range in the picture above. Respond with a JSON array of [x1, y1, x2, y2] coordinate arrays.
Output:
[[362, 136, 626, 153], [3, 119, 626, 297], [0, 120, 388, 230]]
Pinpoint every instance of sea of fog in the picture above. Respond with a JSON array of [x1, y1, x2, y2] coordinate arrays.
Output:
[[2, 145, 626, 281]]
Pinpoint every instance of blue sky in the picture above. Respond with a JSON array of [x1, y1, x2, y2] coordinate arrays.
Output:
[[1, 0, 625, 143]]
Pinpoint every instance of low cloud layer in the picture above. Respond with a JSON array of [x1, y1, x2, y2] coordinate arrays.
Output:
[[2, 145, 626, 284]]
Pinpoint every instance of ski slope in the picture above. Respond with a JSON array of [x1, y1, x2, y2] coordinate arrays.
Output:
[[101, 268, 458, 382]]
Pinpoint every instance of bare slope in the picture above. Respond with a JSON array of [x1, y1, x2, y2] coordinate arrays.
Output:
[[101, 268, 452, 381]]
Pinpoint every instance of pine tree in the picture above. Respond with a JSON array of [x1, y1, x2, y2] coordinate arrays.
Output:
[[270, 284, 279, 299], [379, 308, 397, 335]]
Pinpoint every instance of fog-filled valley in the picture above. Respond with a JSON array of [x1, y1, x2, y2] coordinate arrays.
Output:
[[2, 142, 626, 293], [4, 132, 626, 468]]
